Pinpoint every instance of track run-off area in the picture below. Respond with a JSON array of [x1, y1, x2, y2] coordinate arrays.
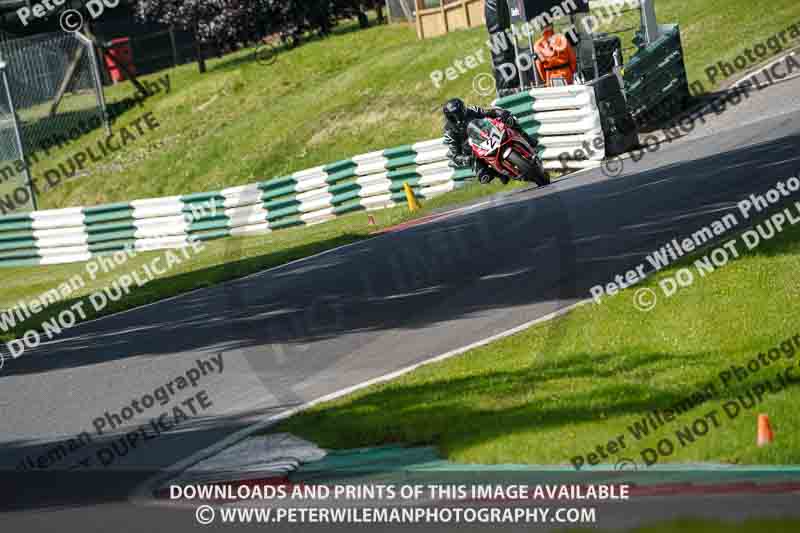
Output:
[[2, 68, 800, 531]]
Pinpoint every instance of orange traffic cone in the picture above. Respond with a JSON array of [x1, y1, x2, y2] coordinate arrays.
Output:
[[757, 414, 774, 447], [367, 214, 376, 226]]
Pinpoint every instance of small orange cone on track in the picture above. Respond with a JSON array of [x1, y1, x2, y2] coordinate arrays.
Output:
[[757, 414, 774, 447], [367, 214, 376, 226]]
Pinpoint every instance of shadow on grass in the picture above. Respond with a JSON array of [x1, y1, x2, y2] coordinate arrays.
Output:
[[20, 108, 105, 157], [280, 343, 800, 460], [16, 98, 155, 168], [276, 350, 697, 453]]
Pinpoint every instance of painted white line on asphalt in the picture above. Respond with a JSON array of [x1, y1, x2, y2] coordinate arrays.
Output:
[[132, 112, 778, 499], [129, 59, 800, 499], [457, 200, 492, 212], [128, 56, 792, 498], [135, 160, 800, 502], [135, 158, 767, 500], [561, 164, 602, 177], [127, 178, 607, 501], [732, 50, 799, 88], [130, 298, 591, 503], [479, 267, 534, 281]]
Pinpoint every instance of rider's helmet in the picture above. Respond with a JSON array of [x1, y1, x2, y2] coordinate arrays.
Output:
[[443, 98, 467, 127]]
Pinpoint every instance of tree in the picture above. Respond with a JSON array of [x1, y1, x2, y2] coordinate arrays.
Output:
[[136, 0, 272, 72], [135, 0, 386, 73], [331, 0, 386, 28]]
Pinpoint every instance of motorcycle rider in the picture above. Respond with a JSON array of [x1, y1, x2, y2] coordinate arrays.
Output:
[[442, 98, 538, 184]]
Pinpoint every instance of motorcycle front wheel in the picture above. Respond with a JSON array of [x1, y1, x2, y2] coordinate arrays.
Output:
[[507, 152, 550, 187]]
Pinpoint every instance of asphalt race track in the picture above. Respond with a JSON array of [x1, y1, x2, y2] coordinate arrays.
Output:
[[2, 74, 800, 529]]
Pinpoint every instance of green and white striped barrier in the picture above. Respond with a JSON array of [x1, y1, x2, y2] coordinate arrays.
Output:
[[0, 161, 473, 268], [495, 84, 605, 169], [0, 85, 607, 268]]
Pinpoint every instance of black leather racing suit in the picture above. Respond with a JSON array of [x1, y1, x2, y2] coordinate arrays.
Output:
[[444, 105, 537, 184]]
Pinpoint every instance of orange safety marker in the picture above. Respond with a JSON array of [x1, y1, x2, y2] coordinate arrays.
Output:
[[757, 414, 774, 447], [367, 214, 376, 226]]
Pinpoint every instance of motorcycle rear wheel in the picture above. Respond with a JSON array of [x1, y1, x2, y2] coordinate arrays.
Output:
[[507, 152, 549, 187]]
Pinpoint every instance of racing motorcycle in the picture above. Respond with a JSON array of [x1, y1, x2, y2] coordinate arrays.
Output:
[[466, 117, 549, 187]]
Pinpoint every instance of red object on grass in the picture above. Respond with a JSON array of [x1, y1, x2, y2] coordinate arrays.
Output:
[[105, 37, 135, 83]]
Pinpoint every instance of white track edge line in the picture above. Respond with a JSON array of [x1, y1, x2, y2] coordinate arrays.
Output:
[[132, 49, 799, 501], [130, 298, 591, 504], [126, 147, 717, 503]]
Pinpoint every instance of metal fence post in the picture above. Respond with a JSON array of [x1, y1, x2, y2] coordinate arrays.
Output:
[[169, 28, 179, 67], [640, 0, 661, 45], [76, 31, 111, 136], [0, 60, 36, 211]]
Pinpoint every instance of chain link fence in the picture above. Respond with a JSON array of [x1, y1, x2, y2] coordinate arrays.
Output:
[[100, 29, 197, 80], [130, 29, 196, 75], [0, 58, 33, 213], [0, 31, 108, 215]]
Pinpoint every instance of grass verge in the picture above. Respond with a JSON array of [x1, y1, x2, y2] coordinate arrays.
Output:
[[274, 210, 800, 466], [7, 0, 800, 211]]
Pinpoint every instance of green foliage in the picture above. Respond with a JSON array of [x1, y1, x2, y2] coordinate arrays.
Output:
[[278, 220, 800, 466]]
